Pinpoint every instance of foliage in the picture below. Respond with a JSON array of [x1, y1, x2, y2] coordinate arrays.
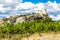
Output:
[[0, 17, 60, 38]]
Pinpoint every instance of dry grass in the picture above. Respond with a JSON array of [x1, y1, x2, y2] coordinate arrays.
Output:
[[22, 32, 60, 40], [0, 32, 60, 40]]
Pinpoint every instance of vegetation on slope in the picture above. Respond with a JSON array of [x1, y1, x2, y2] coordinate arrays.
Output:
[[0, 16, 60, 38]]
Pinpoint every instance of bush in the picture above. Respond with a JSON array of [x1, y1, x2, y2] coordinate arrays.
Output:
[[0, 17, 60, 38]]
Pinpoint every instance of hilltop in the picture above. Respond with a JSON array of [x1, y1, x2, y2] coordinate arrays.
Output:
[[0, 9, 49, 24]]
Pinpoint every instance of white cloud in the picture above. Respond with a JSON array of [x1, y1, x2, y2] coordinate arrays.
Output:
[[0, 0, 60, 20], [35, 3, 44, 10], [0, 0, 58, 13], [0, 0, 22, 3], [49, 15, 60, 20], [15, 2, 34, 10], [0, 0, 22, 12]]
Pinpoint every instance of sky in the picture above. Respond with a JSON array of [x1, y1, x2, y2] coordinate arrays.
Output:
[[23, 0, 60, 3], [0, 0, 60, 20]]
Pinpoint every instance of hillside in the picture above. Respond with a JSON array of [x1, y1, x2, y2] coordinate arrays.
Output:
[[0, 9, 60, 40]]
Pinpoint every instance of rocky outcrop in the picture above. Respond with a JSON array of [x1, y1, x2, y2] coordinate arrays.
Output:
[[0, 9, 48, 24], [0, 19, 4, 26]]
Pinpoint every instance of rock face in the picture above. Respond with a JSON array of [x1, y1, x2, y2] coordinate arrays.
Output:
[[0, 19, 5, 26], [1, 9, 48, 24], [36, 9, 47, 16], [15, 9, 47, 24], [0, 19, 3, 24], [15, 16, 26, 24]]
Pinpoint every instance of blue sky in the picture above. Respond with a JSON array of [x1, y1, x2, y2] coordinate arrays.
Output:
[[23, 0, 60, 3]]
